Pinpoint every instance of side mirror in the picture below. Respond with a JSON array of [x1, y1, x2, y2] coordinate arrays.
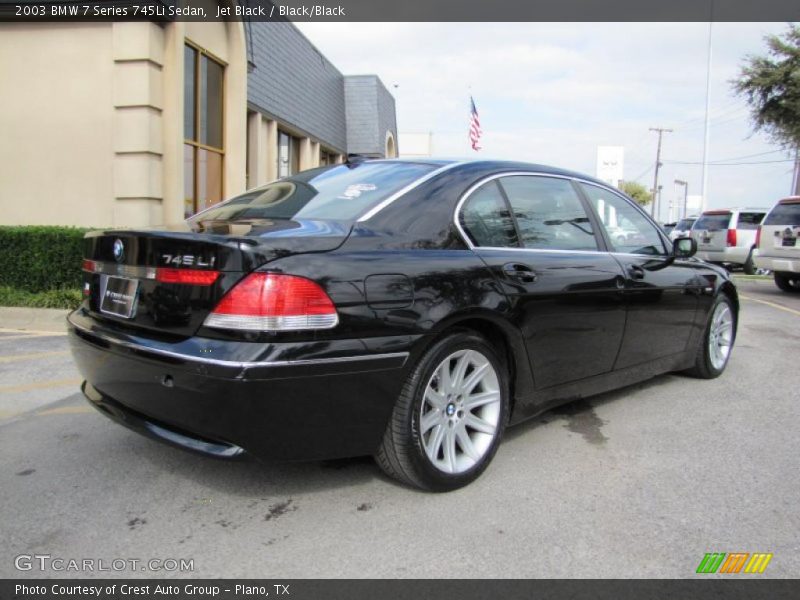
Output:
[[673, 236, 696, 258]]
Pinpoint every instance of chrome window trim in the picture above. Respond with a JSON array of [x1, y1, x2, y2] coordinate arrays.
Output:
[[453, 172, 673, 258], [68, 314, 408, 369], [356, 161, 467, 222], [453, 171, 605, 254]]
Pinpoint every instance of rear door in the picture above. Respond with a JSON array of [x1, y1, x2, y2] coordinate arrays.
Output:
[[459, 174, 627, 390], [692, 211, 732, 252], [578, 183, 701, 368]]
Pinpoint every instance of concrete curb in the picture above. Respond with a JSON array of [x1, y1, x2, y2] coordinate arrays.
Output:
[[0, 307, 70, 333]]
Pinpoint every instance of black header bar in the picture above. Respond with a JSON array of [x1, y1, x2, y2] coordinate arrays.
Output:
[[1, 0, 799, 22]]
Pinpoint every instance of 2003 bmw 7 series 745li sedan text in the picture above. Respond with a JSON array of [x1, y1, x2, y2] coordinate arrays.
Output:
[[68, 159, 738, 491]]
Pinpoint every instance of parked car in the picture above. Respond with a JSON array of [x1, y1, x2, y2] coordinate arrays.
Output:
[[669, 216, 697, 241], [68, 159, 739, 491], [662, 222, 677, 236], [691, 208, 768, 274], [753, 197, 800, 292]]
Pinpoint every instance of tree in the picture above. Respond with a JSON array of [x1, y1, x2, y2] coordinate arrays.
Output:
[[732, 25, 800, 193], [619, 181, 652, 206]]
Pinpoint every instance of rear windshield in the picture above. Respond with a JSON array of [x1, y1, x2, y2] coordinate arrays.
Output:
[[675, 218, 695, 232], [189, 161, 437, 223], [694, 213, 731, 231], [764, 202, 800, 226], [735, 212, 765, 229]]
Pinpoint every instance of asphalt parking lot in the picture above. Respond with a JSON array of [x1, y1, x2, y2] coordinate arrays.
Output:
[[1, 277, 798, 579]]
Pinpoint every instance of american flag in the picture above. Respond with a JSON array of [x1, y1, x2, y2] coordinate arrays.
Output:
[[469, 96, 482, 151]]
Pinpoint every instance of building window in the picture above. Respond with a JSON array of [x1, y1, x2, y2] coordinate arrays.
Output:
[[319, 149, 337, 166], [184, 43, 224, 218], [277, 130, 299, 178]]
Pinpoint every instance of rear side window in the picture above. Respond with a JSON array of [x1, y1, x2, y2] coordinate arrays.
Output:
[[764, 202, 800, 226], [735, 212, 765, 229], [695, 213, 731, 231], [460, 181, 519, 248], [498, 176, 598, 251]]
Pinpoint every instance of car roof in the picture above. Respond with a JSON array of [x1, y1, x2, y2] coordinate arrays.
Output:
[[369, 158, 611, 186], [701, 207, 770, 214]]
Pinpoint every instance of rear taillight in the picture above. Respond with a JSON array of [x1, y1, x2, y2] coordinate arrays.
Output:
[[755, 225, 762, 247], [726, 229, 737, 247], [82, 259, 98, 272], [204, 273, 338, 331]]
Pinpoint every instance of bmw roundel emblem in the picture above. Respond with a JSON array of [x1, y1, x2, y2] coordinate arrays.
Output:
[[113, 238, 125, 263]]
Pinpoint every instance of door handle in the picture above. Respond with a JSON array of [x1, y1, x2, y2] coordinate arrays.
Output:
[[502, 263, 537, 283], [627, 264, 645, 280]]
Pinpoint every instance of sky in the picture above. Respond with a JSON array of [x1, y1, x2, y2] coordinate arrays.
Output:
[[296, 22, 798, 222]]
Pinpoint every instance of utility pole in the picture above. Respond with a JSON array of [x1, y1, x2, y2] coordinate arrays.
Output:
[[649, 127, 672, 219], [793, 147, 800, 196]]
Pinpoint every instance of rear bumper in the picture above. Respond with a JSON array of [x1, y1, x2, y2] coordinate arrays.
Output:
[[695, 247, 749, 265], [67, 309, 417, 461], [753, 254, 800, 273]]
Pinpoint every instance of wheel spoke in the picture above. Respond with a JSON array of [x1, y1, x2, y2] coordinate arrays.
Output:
[[462, 362, 490, 394], [420, 410, 441, 435], [425, 424, 445, 462], [464, 412, 496, 435], [450, 351, 471, 391], [463, 390, 500, 411], [443, 427, 457, 473], [455, 426, 479, 461], [424, 387, 446, 410]]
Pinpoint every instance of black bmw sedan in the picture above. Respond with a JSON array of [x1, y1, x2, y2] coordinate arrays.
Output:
[[68, 159, 738, 491]]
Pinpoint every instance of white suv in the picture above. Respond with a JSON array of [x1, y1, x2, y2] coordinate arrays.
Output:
[[691, 208, 768, 274], [753, 197, 800, 292]]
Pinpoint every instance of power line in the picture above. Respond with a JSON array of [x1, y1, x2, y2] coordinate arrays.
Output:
[[663, 159, 795, 166]]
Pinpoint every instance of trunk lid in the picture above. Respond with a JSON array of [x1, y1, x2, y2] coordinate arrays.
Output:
[[82, 219, 350, 337]]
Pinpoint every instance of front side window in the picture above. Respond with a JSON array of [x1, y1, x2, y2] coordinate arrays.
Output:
[[460, 181, 518, 248], [184, 43, 224, 218], [498, 176, 598, 251], [580, 183, 666, 255], [189, 161, 437, 224]]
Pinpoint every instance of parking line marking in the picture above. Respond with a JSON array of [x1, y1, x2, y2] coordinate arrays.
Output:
[[0, 327, 67, 336], [739, 294, 800, 317], [37, 405, 92, 416], [0, 351, 70, 364], [0, 378, 81, 394], [0, 334, 65, 342]]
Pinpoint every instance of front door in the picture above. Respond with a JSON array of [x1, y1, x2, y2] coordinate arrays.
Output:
[[577, 183, 700, 369]]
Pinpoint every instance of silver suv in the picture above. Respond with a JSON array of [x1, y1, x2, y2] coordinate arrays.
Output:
[[753, 197, 800, 292], [669, 216, 697, 241], [691, 208, 767, 274]]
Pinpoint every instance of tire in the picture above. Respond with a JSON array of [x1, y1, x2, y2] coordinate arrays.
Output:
[[774, 272, 800, 293], [743, 250, 756, 275], [684, 294, 736, 379], [375, 330, 510, 492]]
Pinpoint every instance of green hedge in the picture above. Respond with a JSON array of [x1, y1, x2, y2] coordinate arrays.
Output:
[[0, 226, 90, 293], [0, 286, 83, 309]]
